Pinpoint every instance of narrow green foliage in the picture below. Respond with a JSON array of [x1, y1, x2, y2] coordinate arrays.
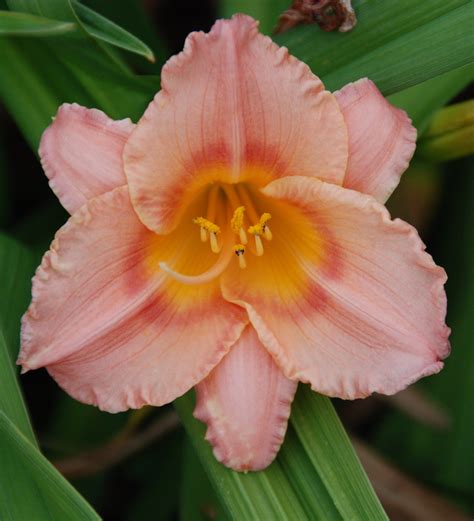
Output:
[[7, 0, 155, 61], [0, 411, 101, 521], [0, 234, 36, 442], [0, 1, 471, 519], [175, 390, 388, 520], [374, 160, 474, 512], [0, 234, 102, 519], [276, 0, 474, 94], [175, 392, 310, 520], [291, 386, 387, 520], [389, 65, 474, 134], [418, 100, 474, 161], [219, 0, 288, 34], [0, 10, 75, 36], [71, 1, 155, 62]]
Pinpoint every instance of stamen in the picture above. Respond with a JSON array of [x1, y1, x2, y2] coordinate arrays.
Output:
[[264, 226, 273, 241], [248, 213, 272, 245], [254, 234, 264, 256], [233, 244, 247, 269], [160, 234, 234, 285], [259, 213, 272, 241], [230, 206, 248, 244], [210, 232, 220, 253], [193, 216, 221, 252], [236, 184, 260, 225], [207, 184, 220, 222], [193, 217, 220, 235]]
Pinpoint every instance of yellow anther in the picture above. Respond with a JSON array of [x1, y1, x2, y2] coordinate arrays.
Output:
[[260, 213, 271, 228], [231, 207, 245, 233], [231, 206, 248, 244], [233, 244, 247, 269], [193, 217, 220, 253], [248, 213, 272, 238], [193, 217, 221, 234]]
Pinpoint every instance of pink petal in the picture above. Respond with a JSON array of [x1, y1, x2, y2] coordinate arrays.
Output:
[[335, 79, 417, 203], [194, 325, 297, 471], [222, 176, 450, 399], [124, 14, 348, 234], [19, 187, 247, 412], [40, 103, 135, 214]]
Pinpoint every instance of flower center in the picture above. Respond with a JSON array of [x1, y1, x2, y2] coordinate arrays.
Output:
[[159, 183, 274, 284]]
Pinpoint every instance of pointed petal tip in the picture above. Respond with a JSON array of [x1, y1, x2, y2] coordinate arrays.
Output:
[[39, 103, 134, 214], [193, 326, 297, 472], [335, 78, 417, 203]]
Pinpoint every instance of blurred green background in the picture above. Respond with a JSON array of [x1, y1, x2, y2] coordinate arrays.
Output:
[[0, 1, 472, 520]]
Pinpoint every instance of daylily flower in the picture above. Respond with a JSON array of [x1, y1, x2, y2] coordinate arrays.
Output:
[[18, 15, 450, 472]]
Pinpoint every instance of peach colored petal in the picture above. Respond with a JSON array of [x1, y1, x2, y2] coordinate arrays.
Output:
[[124, 14, 348, 234], [40, 103, 134, 214], [19, 187, 247, 413], [222, 176, 450, 399], [335, 79, 417, 203], [194, 325, 297, 471]]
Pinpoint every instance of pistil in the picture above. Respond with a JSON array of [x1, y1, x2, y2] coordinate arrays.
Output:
[[233, 244, 247, 269]]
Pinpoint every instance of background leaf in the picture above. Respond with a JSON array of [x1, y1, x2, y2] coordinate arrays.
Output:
[[175, 390, 388, 520], [0, 411, 101, 521], [7, 0, 155, 60], [0, 11, 75, 36], [71, 1, 154, 62], [0, 1, 472, 519], [276, 0, 474, 94], [0, 234, 101, 519]]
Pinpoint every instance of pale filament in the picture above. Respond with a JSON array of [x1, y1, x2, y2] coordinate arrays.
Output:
[[159, 231, 234, 285]]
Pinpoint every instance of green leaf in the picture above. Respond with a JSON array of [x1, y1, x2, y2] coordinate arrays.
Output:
[[0, 10, 75, 35], [6, 0, 76, 21], [0, 234, 102, 519], [0, 234, 36, 443], [175, 393, 310, 520], [71, 1, 154, 62], [276, 0, 474, 95], [219, 0, 288, 35], [7, 0, 155, 61], [83, 0, 169, 70], [181, 438, 228, 521], [0, 3, 470, 518], [418, 100, 474, 162], [388, 64, 474, 134], [0, 36, 157, 149], [291, 387, 386, 519], [175, 389, 388, 520], [374, 160, 474, 512], [0, 411, 101, 521]]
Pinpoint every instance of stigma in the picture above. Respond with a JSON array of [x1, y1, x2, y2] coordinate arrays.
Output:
[[233, 244, 247, 269]]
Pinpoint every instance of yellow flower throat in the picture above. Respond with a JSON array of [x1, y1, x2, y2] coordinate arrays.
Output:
[[159, 183, 274, 284]]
